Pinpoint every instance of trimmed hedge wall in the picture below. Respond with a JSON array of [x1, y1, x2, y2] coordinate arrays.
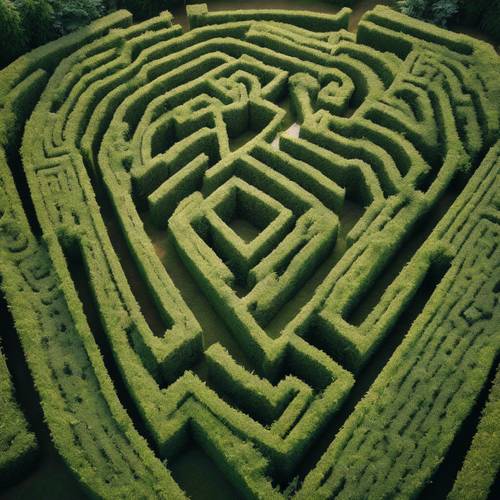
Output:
[[0, 346, 37, 487], [448, 367, 500, 500]]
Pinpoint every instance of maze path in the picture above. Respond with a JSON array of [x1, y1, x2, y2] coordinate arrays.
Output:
[[0, 4, 499, 499]]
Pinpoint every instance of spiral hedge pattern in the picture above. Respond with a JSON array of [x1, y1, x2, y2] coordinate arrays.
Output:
[[0, 4, 499, 499]]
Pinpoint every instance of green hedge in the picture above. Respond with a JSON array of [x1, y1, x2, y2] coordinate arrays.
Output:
[[0, 12, 187, 498], [187, 2, 351, 32], [448, 367, 500, 500], [297, 140, 500, 499], [0, 346, 38, 486], [1, 3, 499, 498]]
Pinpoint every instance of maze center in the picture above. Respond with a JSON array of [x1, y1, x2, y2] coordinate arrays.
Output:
[[0, 2, 499, 500]]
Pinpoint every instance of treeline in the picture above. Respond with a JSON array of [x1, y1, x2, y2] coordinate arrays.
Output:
[[398, 0, 500, 41], [0, 0, 181, 67]]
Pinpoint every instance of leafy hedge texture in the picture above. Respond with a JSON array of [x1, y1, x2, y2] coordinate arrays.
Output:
[[448, 368, 500, 500], [0, 3, 498, 499]]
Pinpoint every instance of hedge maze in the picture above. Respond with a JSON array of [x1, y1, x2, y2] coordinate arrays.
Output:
[[0, 3, 499, 499]]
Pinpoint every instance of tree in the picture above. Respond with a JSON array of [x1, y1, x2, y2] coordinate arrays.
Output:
[[398, 0, 459, 26], [430, 0, 459, 26], [48, 0, 107, 35], [0, 0, 27, 67], [16, 0, 53, 46]]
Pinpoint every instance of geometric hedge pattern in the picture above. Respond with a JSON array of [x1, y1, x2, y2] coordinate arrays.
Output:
[[0, 4, 499, 499]]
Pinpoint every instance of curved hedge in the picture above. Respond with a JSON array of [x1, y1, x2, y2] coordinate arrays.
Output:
[[449, 367, 500, 500], [0, 3, 498, 499], [0, 346, 37, 487]]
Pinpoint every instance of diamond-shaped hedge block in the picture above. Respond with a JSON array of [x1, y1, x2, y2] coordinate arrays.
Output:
[[205, 177, 294, 281]]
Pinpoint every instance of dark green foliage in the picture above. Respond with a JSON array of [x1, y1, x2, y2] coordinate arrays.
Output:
[[399, 0, 500, 41], [47, 0, 107, 35], [0, 0, 27, 67], [398, 0, 459, 26], [0, 0, 109, 68], [457, 0, 487, 24], [430, 0, 459, 26], [460, 0, 500, 33], [479, 0, 500, 43], [15, 0, 53, 46]]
